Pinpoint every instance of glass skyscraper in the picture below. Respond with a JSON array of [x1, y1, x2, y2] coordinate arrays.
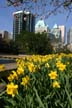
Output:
[[13, 10, 35, 40]]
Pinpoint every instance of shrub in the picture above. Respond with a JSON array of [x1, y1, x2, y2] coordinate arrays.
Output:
[[0, 39, 19, 55], [15, 31, 53, 55]]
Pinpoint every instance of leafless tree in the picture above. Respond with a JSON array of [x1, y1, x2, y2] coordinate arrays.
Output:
[[6, 0, 72, 19]]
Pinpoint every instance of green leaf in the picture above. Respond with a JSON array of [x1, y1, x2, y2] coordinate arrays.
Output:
[[4, 98, 16, 107], [33, 87, 45, 108], [4, 106, 10, 108], [65, 87, 72, 108], [0, 91, 6, 97]]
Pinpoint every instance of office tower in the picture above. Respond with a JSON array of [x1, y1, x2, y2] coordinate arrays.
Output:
[[13, 10, 35, 40], [59, 25, 66, 43], [51, 24, 62, 43], [67, 27, 72, 44]]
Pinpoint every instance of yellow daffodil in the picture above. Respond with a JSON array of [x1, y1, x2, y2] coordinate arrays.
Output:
[[48, 71, 58, 80], [12, 71, 18, 80], [17, 66, 24, 75], [53, 81, 60, 88], [45, 63, 50, 68], [56, 61, 66, 71], [28, 62, 36, 73], [8, 74, 14, 82], [8, 71, 18, 81], [0, 64, 5, 71], [21, 75, 30, 86], [6, 82, 18, 97]]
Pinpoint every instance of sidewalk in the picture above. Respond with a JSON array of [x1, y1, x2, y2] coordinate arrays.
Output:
[[4, 63, 17, 71], [0, 63, 17, 72], [0, 54, 27, 59], [0, 63, 17, 78]]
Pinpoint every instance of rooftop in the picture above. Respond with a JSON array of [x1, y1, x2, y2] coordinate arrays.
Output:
[[13, 10, 30, 15], [35, 19, 47, 29]]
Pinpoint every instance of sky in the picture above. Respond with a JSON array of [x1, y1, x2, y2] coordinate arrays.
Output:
[[0, 0, 72, 34]]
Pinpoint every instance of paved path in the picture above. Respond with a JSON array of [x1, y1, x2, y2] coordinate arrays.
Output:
[[0, 63, 17, 72], [0, 54, 28, 59], [0, 55, 29, 77], [0, 63, 17, 78], [4, 63, 17, 71]]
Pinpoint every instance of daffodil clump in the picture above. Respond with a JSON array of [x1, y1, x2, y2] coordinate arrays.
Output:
[[1, 53, 72, 108]]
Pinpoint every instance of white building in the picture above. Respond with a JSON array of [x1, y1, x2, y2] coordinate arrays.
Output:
[[35, 19, 48, 33]]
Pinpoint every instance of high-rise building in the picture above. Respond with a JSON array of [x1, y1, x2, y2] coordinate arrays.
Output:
[[51, 24, 62, 43], [67, 27, 72, 44], [13, 10, 35, 40], [59, 25, 66, 43]]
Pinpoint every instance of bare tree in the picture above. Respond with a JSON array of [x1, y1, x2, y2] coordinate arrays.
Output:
[[6, 0, 72, 19]]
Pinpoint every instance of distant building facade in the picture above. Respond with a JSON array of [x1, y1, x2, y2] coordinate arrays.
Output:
[[59, 25, 66, 43], [0, 31, 3, 39], [0, 30, 11, 40], [13, 10, 35, 40], [51, 24, 62, 43], [35, 19, 49, 33], [67, 27, 72, 44], [50, 24, 63, 51]]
